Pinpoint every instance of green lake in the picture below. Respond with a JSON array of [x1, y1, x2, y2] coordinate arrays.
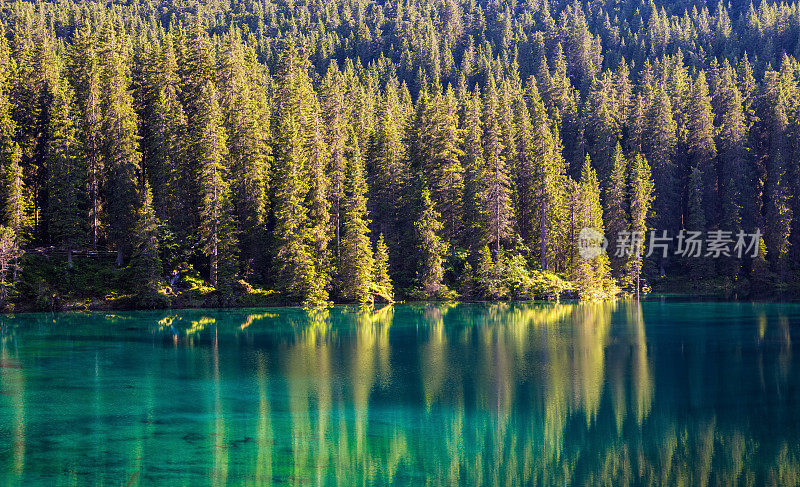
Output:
[[1, 301, 800, 485]]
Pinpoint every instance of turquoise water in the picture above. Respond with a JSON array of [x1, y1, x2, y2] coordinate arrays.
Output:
[[1, 301, 800, 485]]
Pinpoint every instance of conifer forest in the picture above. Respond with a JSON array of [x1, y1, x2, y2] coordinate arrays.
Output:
[[0, 0, 797, 308]]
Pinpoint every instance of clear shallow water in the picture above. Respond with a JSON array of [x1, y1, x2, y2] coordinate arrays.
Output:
[[1, 302, 799, 485]]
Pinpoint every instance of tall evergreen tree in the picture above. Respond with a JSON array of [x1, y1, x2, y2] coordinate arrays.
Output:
[[461, 89, 488, 254], [526, 80, 566, 272], [429, 85, 464, 241], [483, 76, 514, 251], [372, 233, 394, 303], [271, 40, 325, 306], [1, 145, 23, 253], [685, 167, 710, 276], [339, 128, 374, 304], [624, 153, 654, 294], [605, 143, 629, 278], [130, 182, 164, 306], [645, 85, 677, 275], [12, 14, 55, 243], [69, 21, 103, 250], [585, 73, 620, 183], [0, 28, 23, 249], [320, 63, 348, 259], [717, 61, 750, 231], [572, 156, 614, 298], [307, 102, 332, 297], [415, 187, 447, 297], [368, 81, 408, 247], [139, 29, 187, 258], [218, 30, 270, 275], [46, 71, 84, 265], [687, 72, 718, 229], [715, 62, 747, 277], [513, 89, 536, 246], [196, 80, 238, 293], [99, 22, 141, 265], [757, 70, 792, 274]]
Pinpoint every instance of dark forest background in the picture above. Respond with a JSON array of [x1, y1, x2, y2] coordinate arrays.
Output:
[[0, 0, 796, 307]]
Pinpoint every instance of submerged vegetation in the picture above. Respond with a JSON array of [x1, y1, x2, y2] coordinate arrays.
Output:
[[0, 0, 798, 307]]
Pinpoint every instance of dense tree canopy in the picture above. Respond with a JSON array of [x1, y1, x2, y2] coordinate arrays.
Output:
[[2, 0, 800, 304]]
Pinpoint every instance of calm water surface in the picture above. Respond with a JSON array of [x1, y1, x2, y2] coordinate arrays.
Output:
[[1, 301, 800, 485]]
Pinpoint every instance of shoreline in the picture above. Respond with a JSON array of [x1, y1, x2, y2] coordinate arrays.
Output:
[[7, 292, 798, 314]]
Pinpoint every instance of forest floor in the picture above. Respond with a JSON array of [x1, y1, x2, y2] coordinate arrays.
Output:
[[10, 253, 283, 312]]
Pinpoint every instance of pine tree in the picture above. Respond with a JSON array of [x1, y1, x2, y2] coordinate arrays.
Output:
[[614, 59, 633, 122], [307, 101, 332, 299], [527, 80, 567, 272], [218, 30, 270, 275], [339, 128, 374, 304], [0, 29, 23, 251], [368, 81, 408, 247], [585, 73, 620, 182], [687, 72, 718, 229], [408, 89, 434, 173], [624, 153, 654, 294], [498, 78, 517, 183], [177, 18, 216, 250], [738, 54, 756, 120], [320, 63, 348, 259], [685, 167, 710, 277], [717, 61, 749, 233], [13, 14, 55, 243], [0, 225, 20, 306], [713, 62, 747, 278], [429, 85, 464, 241], [415, 187, 447, 298], [758, 70, 792, 274], [139, 29, 186, 250], [573, 156, 614, 298], [46, 71, 84, 266], [645, 85, 677, 275], [271, 40, 325, 306], [131, 182, 164, 307], [605, 143, 629, 278], [544, 43, 583, 172], [99, 22, 141, 266], [1, 146, 23, 254], [513, 90, 536, 246], [461, 89, 488, 254], [69, 21, 103, 250], [483, 76, 514, 251], [182, 17, 214, 120], [196, 80, 238, 294], [626, 94, 647, 155], [372, 234, 394, 303]]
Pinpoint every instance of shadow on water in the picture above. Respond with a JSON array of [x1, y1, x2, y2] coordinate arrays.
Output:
[[1, 301, 800, 485]]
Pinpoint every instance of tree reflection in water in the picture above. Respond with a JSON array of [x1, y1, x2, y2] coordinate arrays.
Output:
[[1, 302, 800, 485]]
